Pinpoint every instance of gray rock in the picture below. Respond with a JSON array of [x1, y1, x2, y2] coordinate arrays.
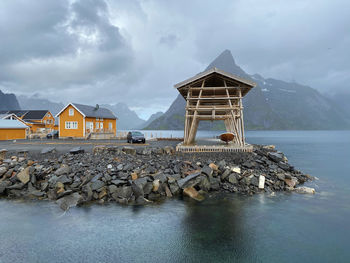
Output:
[[16, 167, 30, 184], [131, 182, 144, 198], [143, 182, 153, 195], [82, 184, 93, 201], [122, 146, 136, 155], [163, 146, 174, 155], [201, 166, 213, 177], [54, 165, 70, 176], [57, 175, 72, 184], [117, 164, 123, 171], [177, 172, 201, 189], [111, 179, 126, 186], [209, 177, 220, 191], [135, 196, 150, 205], [153, 173, 167, 183], [295, 186, 315, 194], [69, 147, 85, 154], [227, 174, 238, 185], [221, 169, 231, 180], [268, 152, 284, 163], [0, 166, 8, 177], [56, 193, 82, 211], [134, 177, 148, 189], [41, 147, 56, 154], [91, 180, 105, 191], [250, 176, 259, 187], [113, 186, 132, 199], [108, 185, 118, 194], [168, 180, 180, 195], [6, 183, 24, 190]]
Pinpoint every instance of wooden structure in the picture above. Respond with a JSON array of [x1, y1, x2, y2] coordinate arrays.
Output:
[[56, 103, 117, 139], [175, 67, 256, 147]]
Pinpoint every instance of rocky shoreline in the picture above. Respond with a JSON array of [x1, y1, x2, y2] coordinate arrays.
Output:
[[0, 144, 315, 210]]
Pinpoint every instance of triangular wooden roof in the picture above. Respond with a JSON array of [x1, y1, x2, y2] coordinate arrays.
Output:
[[174, 67, 256, 90]]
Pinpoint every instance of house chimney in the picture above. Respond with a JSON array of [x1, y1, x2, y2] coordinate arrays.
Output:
[[94, 104, 99, 111]]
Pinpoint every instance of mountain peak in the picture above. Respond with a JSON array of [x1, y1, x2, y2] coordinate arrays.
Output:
[[205, 49, 248, 78]]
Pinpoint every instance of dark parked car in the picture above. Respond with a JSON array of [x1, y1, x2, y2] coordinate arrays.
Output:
[[127, 131, 146, 143], [46, 130, 59, 139]]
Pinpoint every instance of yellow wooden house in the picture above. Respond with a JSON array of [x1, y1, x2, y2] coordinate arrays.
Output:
[[56, 103, 117, 139], [0, 119, 29, 140], [0, 110, 55, 133]]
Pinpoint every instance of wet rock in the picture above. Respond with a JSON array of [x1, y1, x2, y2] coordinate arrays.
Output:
[[56, 192, 82, 211], [134, 177, 148, 189], [284, 177, 298, 188], [295, 186, 315, 194], [135, 196, 151, 205], [70, 147, 84, 154], [177, 172, 201, 188], [113, 186, 132, 199], [168, 178, 180, 195], [6, 183, 24, 190], [209, 177, 220, 191], [164, 185, 172, 197], [183, 187, 204, 201], [17, 167, 30, 184], [131, 182, 144, 198]]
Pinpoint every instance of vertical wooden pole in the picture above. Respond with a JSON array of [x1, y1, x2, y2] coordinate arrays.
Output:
[[239, 89, 245, 146]]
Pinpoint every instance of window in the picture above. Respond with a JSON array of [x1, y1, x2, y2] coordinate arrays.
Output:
[[65, 121, 78, 129], [109, 123, 113, 130], [100, 123, 103, 130], [96, 122, 99, 129], [69, 109, 74, 116]]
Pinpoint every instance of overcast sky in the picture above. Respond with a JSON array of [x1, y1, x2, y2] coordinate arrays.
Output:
[[0, 0, 349, 119]]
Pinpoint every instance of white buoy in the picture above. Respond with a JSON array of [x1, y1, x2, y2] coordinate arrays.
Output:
[[259, 175, 265, 189]]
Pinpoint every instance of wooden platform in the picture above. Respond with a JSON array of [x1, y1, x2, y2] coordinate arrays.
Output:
[[176, 142, 253, 153]]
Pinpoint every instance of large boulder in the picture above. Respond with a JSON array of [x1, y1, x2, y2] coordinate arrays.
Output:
[[16, 167, 30, 184], [56, 193, 82, 211], [295, 186, 315, 194], [268, 152, 284, 163], [41, 147, 56, 154], [177, 172, 201, 188], [69, 147, 84, 154]]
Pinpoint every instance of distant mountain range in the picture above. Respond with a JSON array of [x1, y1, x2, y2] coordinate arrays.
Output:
[[0, 90, 20, 111], [145, 50, 350, 130], [2, 50, 350, 131]]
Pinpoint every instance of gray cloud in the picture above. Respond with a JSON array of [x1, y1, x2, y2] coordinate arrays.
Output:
[[0, 0, 349, 118]]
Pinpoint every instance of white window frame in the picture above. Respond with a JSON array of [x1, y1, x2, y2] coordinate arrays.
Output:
[[109, 122, 113, 130], [100, 122, 103, 130], [65, 121, 78, 129], [96, 122, 99, 129], [69, 108, 74, 116]]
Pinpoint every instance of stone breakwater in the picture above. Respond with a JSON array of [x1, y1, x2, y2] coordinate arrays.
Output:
[[0, 145, 315, 210]]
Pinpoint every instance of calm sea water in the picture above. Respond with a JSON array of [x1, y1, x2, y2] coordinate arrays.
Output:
[[1, 130, 349, 263]]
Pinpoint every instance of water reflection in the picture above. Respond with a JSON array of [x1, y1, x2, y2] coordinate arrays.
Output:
[[181, 195, 257, 262]]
